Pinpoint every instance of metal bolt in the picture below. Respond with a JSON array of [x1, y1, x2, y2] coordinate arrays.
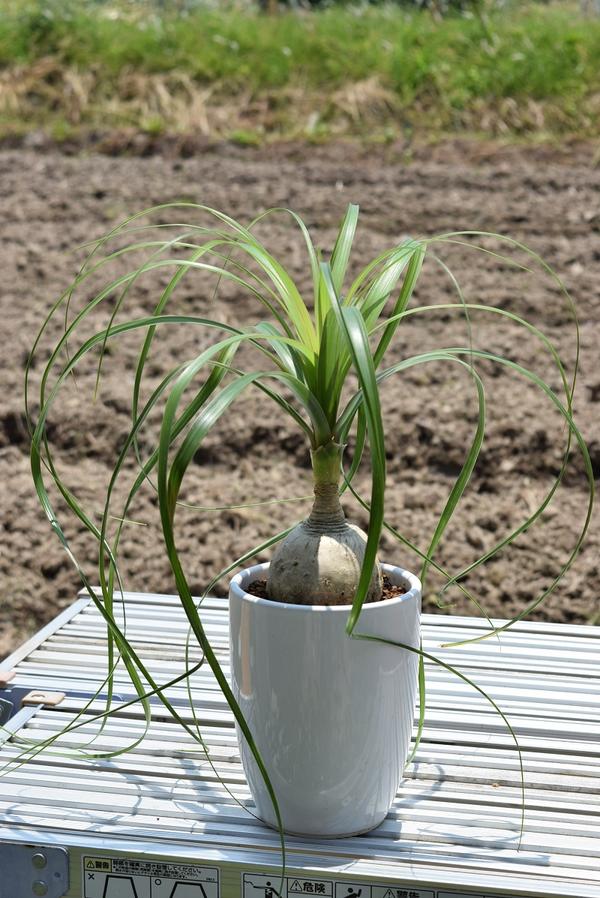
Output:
[[32, 882, 48, 897], [32, 853, 47, 869]]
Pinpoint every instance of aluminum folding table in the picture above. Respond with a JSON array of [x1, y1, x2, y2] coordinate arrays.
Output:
[[0, 589, 599, 898]]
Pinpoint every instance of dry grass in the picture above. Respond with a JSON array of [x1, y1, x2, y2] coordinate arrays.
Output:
[[2, 61, 598, 144]]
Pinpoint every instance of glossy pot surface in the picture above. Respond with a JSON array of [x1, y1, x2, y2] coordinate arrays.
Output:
[[229, 562, 421, 837]]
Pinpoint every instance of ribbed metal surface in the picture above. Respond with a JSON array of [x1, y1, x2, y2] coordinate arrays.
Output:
[[1, 590, 599, 898]]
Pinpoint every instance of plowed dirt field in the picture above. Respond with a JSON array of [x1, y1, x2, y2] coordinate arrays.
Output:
[[1, 141, 598, 657]]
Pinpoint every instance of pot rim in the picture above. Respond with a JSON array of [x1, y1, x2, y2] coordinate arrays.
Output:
[[230, 561, 421, 613]]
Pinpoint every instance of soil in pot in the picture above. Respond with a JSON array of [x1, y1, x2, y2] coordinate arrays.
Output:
[[246, 573, 406, 603]]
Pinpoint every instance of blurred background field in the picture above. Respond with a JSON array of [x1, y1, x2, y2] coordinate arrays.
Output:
[[0, 0, 598, 656], [1, 0, 600, 145]]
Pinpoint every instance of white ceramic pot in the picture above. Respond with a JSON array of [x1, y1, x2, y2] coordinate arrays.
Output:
[[229, 561, 421, 838]]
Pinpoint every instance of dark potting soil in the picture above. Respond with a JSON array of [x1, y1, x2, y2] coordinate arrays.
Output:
[[246, 574, 406, 604]]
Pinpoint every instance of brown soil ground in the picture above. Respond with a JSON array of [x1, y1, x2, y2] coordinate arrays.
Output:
[[0, 140, 598, 659]]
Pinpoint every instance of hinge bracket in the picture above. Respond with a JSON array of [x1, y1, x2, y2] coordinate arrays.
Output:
[[0, 843, 69, 898]]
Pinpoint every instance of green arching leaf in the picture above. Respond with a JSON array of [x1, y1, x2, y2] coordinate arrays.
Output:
[[314, 205, 359, 339], [340, 422, 499, 629], [339, 405, 368, 495], [372, 242, 426, 368], [132, 254, 304, 330], [200, 525, 298, 604], [322, 262, 387, 634], [316, 266, 335, 346], [25, 228, 227, 408], [359, 240, 419, 325], [96, 355, 305, 604], [435, 310, 574, 600], [32, 319, 316, 636], [98, 396, 272, 816], [95, 229, 199, 400], [34, 257, 274, 424], [435, 348, 594, 645], [339, 298, 573, 436], [438, 431, 572, 605], [255, 321, 303, 379], [315, 307, 349, 427], [133, 343, 240, 498], [24, 424, 251, 772], [421, 367, 486, 589], [351, 631, 526, 846], [166, 374, 263, 518], [38, 313, 323, 442], [157, 419, 286, 864], [248, 206, 321, 310], [236, 240, 318, 352], [430, 252, 474, 369], [330, 203, 360, 296], [40, 302, 282, 544], [345, 241, 416, 306], [338, 339, 589, 629], [129, 237, 292, 442], [30, 365, 156, 750], [141, 327, 328, 447], [59, 200, 270, 367], [30, 447, 152, 750], [406, 648, 426, 767], [29, 356, 282, 820], [427, 230, 580, 397], [38, 346, 288, 850], [167, 363, 336, 518], [336, 348, 475, 439]]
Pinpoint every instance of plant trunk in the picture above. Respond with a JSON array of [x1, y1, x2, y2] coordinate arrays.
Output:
[[305, 441, 346, 531], [266, 442, 383, 605]]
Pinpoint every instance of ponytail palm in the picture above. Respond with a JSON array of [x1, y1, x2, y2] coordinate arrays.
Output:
[[23, 203, 593, 838]]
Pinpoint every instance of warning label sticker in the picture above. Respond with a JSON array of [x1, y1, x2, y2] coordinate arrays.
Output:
[[242, 879, 528, 898], [83, 856, 219, 898], [241, 874, 436, 898], [336, 886, 435, 898], [242, 874, 332, 897], [244, 882, 526, 898]]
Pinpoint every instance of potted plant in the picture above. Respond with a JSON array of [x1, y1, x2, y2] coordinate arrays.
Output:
[[24, 203, 593, 840]]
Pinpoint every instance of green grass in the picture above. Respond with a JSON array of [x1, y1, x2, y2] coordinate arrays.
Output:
[[0, 1, 599, 141]]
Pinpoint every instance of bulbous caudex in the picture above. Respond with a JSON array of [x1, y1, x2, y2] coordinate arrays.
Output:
[[266, 441, 383, 605]]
